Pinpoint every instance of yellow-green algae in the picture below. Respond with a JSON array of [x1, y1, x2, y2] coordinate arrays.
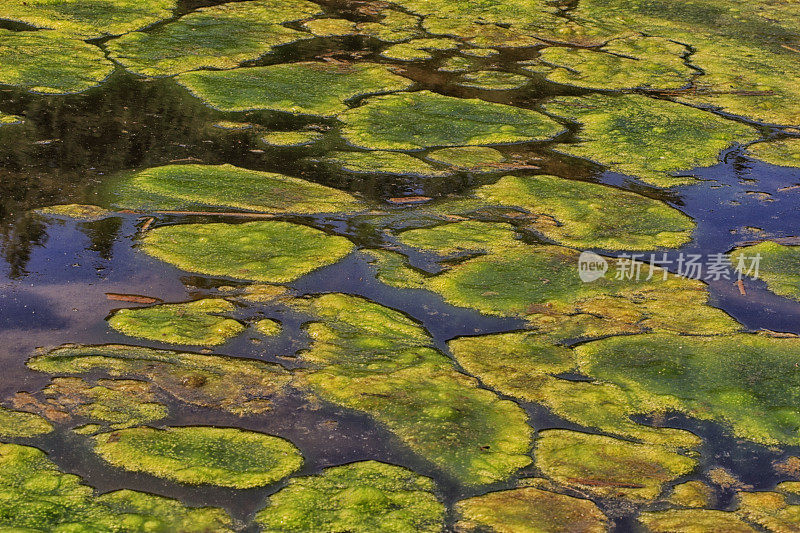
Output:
[[291, 293, 532, 485], [0, 112, 22, 126], [357, 9, 419, 43], [363, 249, 427, 290], [43, 377, 167, 429], [254, 318, 282, 336], [176, 62, 412, 117], [340, 91, 565, 150], [747, 139, 800, 168], [28, 344, 292, 416], [448, 332, 701, 448], [0, 30, 114, 95], [457, 71, 531, 91], [36, 204, 113, 221], [534, 429, 696, 502], [397, 221, 520, 257], [735, 491, 800, 532], [0, 406, 53, 438], [576, 333, 800, 445], [438, 56, 476, 73], [0, 443, 233, 531], [381, 38, 460, 61], [115, 163, 361, 213], [260, 130, 324, 147], [0, 0, 177, 38], [255, 461, 445, 532], [94, 426, 303, 488], [731, 242, 800, 301], [107, 0, 320, 77], [544, 94, 758, 187], [303, 18, 357, 37], [108, 298, 245, 346], [453, 486, 608, 532], [426, 147, 506, 170], [667, 480, 715, 509], [638, 509, 756, 533], [463, 174, 695, 249], [314, 151, 449, 177], [536, 37, 693, 91], [140, 221, 354, 283]]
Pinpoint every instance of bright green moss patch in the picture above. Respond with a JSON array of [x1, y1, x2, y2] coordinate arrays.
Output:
[[141, 221, 354, 283], [448, 332, 700, 448], [260, 130, 324, 147], [315, 151, 448, 176], [291, 293, 532, 485], [668, 480, 716, 508], [0, 30, 113, 95], [255, 318, 282, 336], [639, 509, 756, 532], [0, 0, 177, 38], [94, 426, 303, 488], [0, 407, 53, 438], [43, 377, 167, 429], [576, 333, 800, 445], [340, 91, 564, 150], [454, 486, 608, 533], [381, 38, 459, 61], [108, 0, 319, 77], [176, 62, 412, 117], [458, 71, 530, 90], [471, 174, 695, 249], [731, 242, 800, 301], [363, 249, 427, 290], [108, 298, 245, 346], [427, 147, 506, 169], [36, 204, 112, 221], [115, 163, 361, 213], [537, 37, 693, 91], [28, 344, 292, 416], [397, 221, 520, 256], [0, 443, 233, 531], [255, 461, 445, 532], [535, 429, 696, 501], [544, 94, 758, 187], [747, 139, 800, 167]]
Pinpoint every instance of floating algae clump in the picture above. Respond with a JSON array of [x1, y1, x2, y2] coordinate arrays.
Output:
[[544, 94, 757, 187], [397, 221, 521, 256], [0, 0, 177, 38], [141, 221, 354, 283], [534, 429, 696, 502], [0, 112, 22, 126], [426, 147, 506, 170], [747, 139, 800, 168], [340, 91, 564, 150], [260, 130, 324, 147], [108, 298, 245, 346], [536, 36, 693, 91], [254, 318, 282, 336], [0, 30, 113, 94], [28, 344, 292, 416], [291, 293, 532, 485], [457, 71, 531, 91], [576, 333, 800, 445], [115, 163, 361, 213], [380, 38, 460, 61], [453, 486, 608, 532], [313, 151, 448, 177], [735, 491, 800, 532], [639, 509, 756, 532], [256, 461, 444, 532], [468, 174, 695, 249], [0, 406, 53, 438], [0, 443, 233, 531], [94, 426, 303, 488], [668, 480, 716, 508], [107, 0, 320, 77], [730, 242, 800, 301], [448, 332, 701, 448], [176, 62, 412, 117], [43, 377, 167, 429], [36, 204, 112, 221]]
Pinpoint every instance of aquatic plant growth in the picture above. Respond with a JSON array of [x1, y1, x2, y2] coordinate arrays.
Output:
[[255, 461, 445, 532], [731, 242, 800, 301]]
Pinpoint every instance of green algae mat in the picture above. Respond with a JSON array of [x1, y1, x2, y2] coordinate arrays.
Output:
[[2, 0, 800, 530]]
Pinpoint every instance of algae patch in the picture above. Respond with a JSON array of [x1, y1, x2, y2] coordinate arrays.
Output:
[[731, 241, 800, 301], [94, 426, 303, 488], [255, 461, 444, 532], [0, 407, 53, 438]]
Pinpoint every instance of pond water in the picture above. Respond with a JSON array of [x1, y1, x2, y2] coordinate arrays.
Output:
[[1, 0, 800, 531]]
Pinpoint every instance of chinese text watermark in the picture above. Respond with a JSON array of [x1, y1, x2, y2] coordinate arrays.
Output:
[[578, 251, 761, 282]]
